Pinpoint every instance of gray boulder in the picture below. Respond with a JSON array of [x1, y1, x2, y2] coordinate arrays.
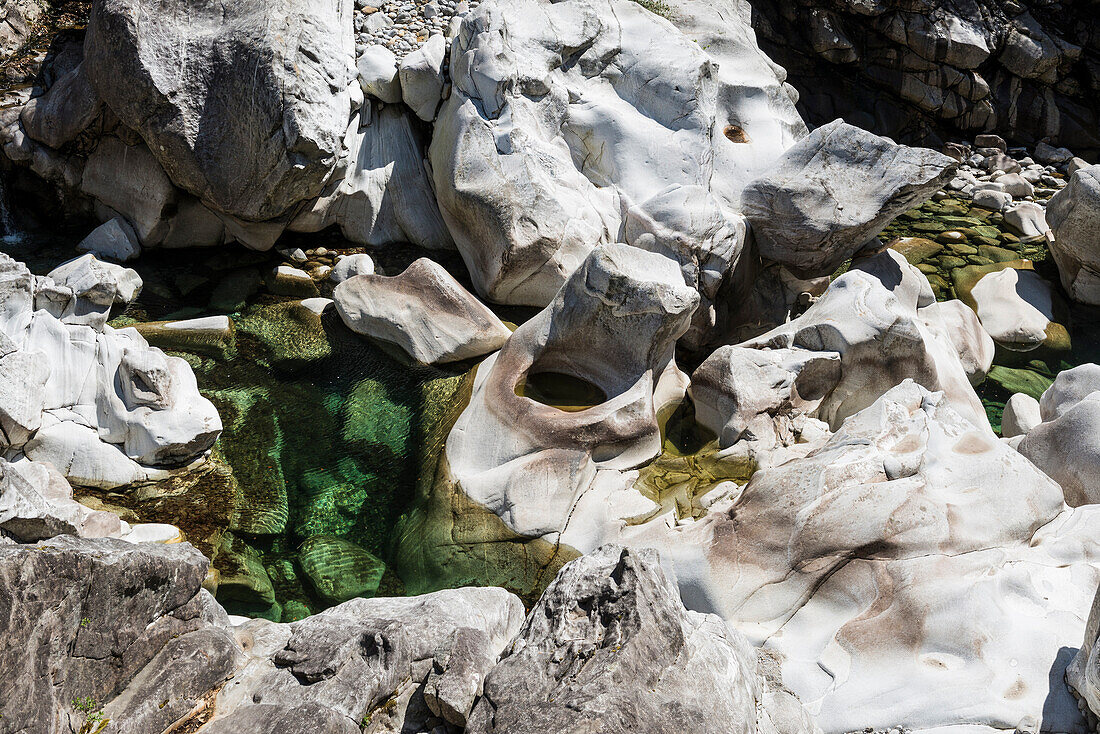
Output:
[[466, 545, 818, 734], [1046, 164, 1100, 305], [83, 0, 355, 222], [76, 217, 142, 262], [399, 34, 446, 122], [19, 63, 104, 150], [334, 257, 512, 364], [741, 119, 957, 277], [0, 536, 235, 733], [358, 45, 402, 104]]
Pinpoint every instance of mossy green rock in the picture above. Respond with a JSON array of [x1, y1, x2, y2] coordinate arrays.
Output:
[[946, 242, 978, 256], [937, 230, 968, 245], [299, 535, 387, 604], [938, 255, 967, 269], [986, 366, 1055, 401], [978, 245, 1021, 263], [887, 236, 943, 264]]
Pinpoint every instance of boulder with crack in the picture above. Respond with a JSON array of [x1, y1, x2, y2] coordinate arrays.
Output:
[[0, 253, 221, 489], [430, 0, 805, 307], [333, 257, 511, 365], [694, 381, 1100, 733], [466, 545, 818, 734], [740, 119, 957, 278]]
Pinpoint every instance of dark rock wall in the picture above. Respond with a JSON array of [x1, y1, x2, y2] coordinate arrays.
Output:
[[747, 0, 1100, 155]]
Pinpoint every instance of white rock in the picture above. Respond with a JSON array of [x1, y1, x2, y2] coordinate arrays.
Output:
[[970, 268, 1053, 351], [993, 172, 1035, 198], [25, 421, 148, 489], [357, 45, 402, 103], [1068, 586, 1100, 724], [741, 119, 957, 278], [430, 0, 805, 305], [0, 457, 122, 541], [689, 345, 840, 453], [1002, 392, 1042, 438], [80, 137, 177, 246], [739, 250, 989, 432], [119, 522, 184, 544], [0, 349, 49, 448], [399, 33, 446, 121], [1003, 201, 1050, 238], [971, 188, 1012, 211], [299, 298, 333, 315], [1046, 164, 1100, 304], [917, 298, 994, 386], [329, 253, 375, 283], [1018, 364, 1100, 506], [47, 253, 142, 308], [334, 258, 511, 364], [76, 218, 142, 262]]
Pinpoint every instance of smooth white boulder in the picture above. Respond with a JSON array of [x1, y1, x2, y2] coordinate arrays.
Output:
[[1004, 201, 1050, 238], [399, 34, 446, 122], [76, 218, 142, 262], [329, 253, 375, 283], [0, 457, 122, 541], [1047, 164, 1100, 304], [430, 0, 805, 306], [741, 120, 957, 277], [25, 421, 149, 489], [970, 268, 1054, 351], [917, 299, 994, 386], [993, 171, 1035, 198], [357, 45, 401, 104], [1018, 364, 1100, 506], [1002, 392, 1042, 438], [0, 349, 49, 448], [333, 258, 512, 365]]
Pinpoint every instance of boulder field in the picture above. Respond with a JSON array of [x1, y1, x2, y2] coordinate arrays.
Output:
[[0, 0, 1098, 733]]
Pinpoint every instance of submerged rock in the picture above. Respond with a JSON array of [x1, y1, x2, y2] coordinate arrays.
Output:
[[298, 535, 387, 605], [334, 258, 511, 365]]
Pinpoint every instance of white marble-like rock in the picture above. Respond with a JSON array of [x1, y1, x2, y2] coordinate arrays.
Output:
[[84, 0, 354, 222], [430, 0, 805, 306], [47, 253, 142, 308], [0, 253, 221, 488], [0, 457, 123, 541], [333, 258, 511, 365], [689, 345, 840, 453], [994, 171, 1035, 198], [917, 299, 994, 386], [698, 382, 1098, 734], [0, 348, 49, 448], [972, 188, 1012, 211], [1002, 392, 1042, 438], [1047, 164, 1100, 305], [971, 267, 1054, 351], [329, 253, 375, 284], [289, 105, 454, 250], [740, 250, 989, 432], [1018, 364, 1100, 507], [399, 34, 446, 122], [1004, 201, 1051, 238], [76, 217, 141, 262], [357, 45, 401, 104], [741, 119, 957, 277]]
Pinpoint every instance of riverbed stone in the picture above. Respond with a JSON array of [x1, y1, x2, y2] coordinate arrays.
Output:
[[298, 535, 387, 605]]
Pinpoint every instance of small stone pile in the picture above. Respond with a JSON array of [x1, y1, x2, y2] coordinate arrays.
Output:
[[353, 0, 480, 58]]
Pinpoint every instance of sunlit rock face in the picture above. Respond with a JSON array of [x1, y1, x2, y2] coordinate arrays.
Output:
[[430, 0, 806, 307], [83, 0, 356, 223], [0, 253, 221, 489]]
